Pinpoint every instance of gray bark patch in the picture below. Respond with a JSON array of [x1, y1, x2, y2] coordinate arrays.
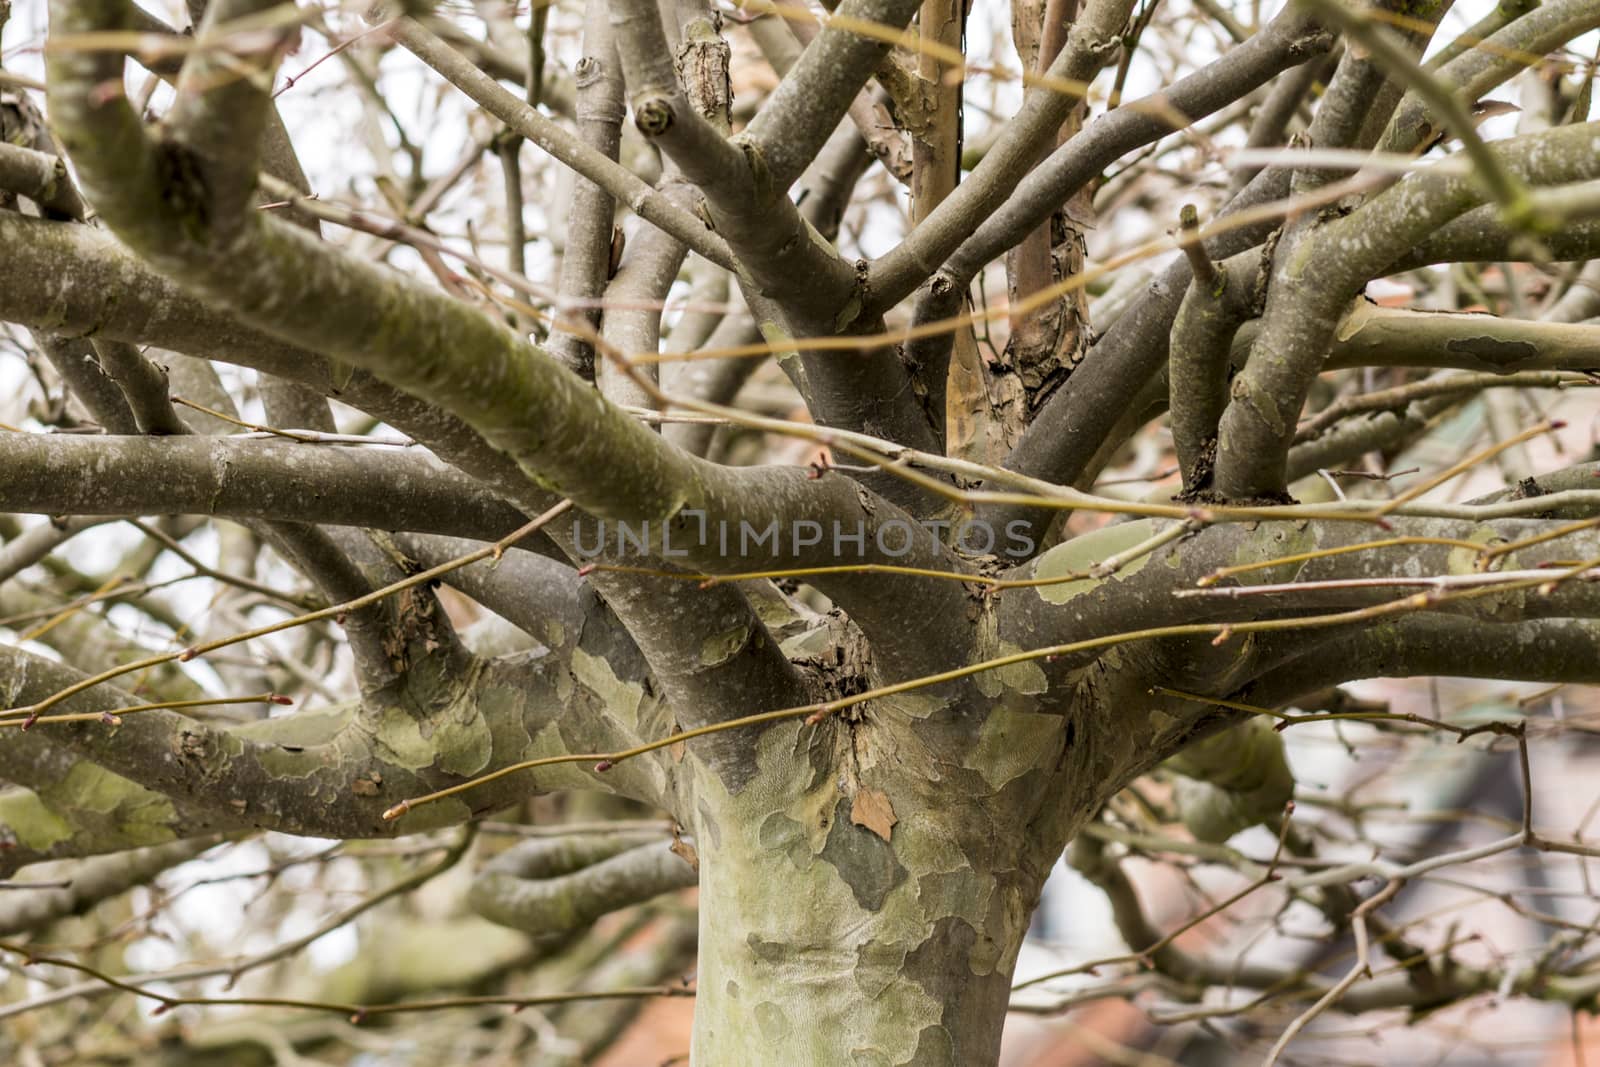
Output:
[[853, 938, 910, 999], [756, 809, 811, 868], [819, 797, 907, 910], [901, 1024, 956, 1066], [696, 800, 723, 849], [1444, 336, 1539, 370], [900, 914, 1011, 1062], [745, 935, 788, 963]]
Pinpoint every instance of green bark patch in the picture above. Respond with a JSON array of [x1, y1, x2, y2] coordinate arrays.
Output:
[[764, 762, 844, 862], [371, 703, 439, 771], [0, 790, 74, 851], [701, 622, 754, 666], [571, 647, 645, 722], [1227, 522, 1318, 584], [0, 768, 178, 858], [41, 762, 178, 846], [236, 702, 353, 747], [759, 321, 805, 384], [967, 706, 1062, 788], [254, 743, 325, 782], [434, 711, 493, 777], [478, 682, 536, 758], [972, 640, 1048, 700], [1032, 519, 1162, 605], [411, 680, 497, 779], [1448, 525, 1506, 574]]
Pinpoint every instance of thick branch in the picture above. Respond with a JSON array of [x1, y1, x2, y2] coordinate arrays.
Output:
[[0, 639, 667, 837], [1396, 193, 1600, 267], [1169, 236, 1260, 494], [1277, 298, 1600, 376], [0, 434, 534, 543], [999, 513, 1600, 669], [1245, 615, 1600, 708], [0, 727, 230, 875], [469, 834, 696, 937], [740, 0, 923, 192]]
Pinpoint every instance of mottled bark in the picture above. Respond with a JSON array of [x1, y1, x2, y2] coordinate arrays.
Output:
[[5, 0, 1600, 1061]]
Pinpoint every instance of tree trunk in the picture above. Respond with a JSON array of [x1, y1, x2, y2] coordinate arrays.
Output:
[[684, 700, 1099, 1065]]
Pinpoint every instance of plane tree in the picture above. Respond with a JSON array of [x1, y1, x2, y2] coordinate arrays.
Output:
[[3, 0, 1600, 1061]]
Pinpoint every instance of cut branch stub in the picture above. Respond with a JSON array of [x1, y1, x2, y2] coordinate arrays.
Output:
[[634, 94, 676, 136]]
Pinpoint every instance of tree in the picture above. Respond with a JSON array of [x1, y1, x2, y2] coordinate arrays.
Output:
[[2, 0, 1600, 1061]]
